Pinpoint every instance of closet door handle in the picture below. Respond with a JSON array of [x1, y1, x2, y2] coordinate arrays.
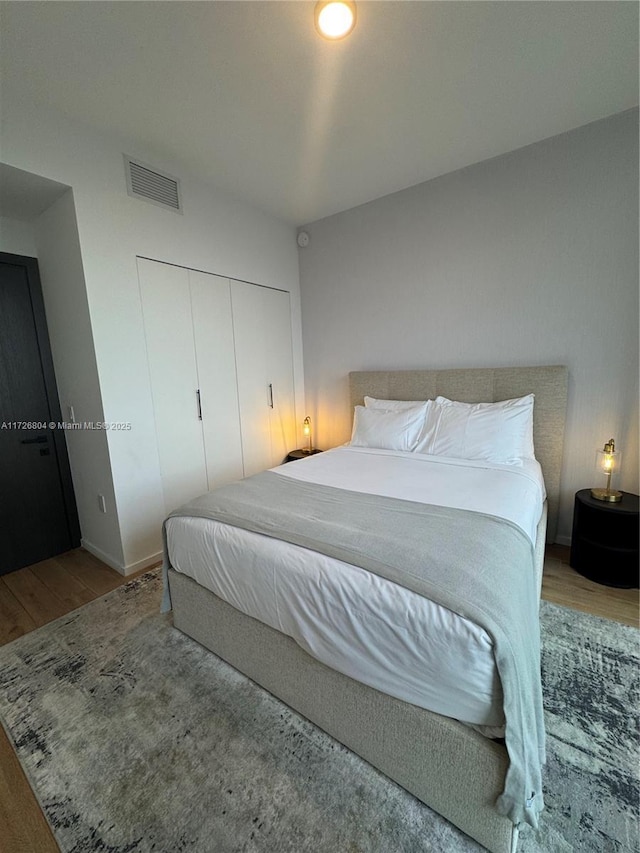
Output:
[[267, 383, 274, 409], [196, 389, 203, 420]]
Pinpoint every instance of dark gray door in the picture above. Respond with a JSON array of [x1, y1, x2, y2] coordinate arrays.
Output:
[[0, 252, 80, 574]]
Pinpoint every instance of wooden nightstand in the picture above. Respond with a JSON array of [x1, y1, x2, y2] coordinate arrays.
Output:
[[285, 448, 322, 463], [570, 489, 639, 588]]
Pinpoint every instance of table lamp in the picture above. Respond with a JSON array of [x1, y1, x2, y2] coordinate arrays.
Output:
[[590, 438, 622, 503], [302, 417, 313, 453]]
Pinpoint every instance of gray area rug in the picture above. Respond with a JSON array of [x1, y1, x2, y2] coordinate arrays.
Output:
[[0, 569, 637, 853]]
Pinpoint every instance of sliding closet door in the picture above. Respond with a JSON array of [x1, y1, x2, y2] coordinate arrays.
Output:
[[231, 280, 273, 477], [140, 261, 295, 499], [138, 258, 208, 514], [231, 281, 296, 475], [263, 287, 296, 466], [189, 271, 244, 487]]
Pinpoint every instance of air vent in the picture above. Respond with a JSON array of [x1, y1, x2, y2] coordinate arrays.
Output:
[[124, 156, 182, 213]]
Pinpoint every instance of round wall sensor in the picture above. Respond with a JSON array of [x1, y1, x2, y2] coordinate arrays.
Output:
[[297, 231, 310, 248]]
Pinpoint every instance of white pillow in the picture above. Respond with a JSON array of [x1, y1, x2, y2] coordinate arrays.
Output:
[[364, 396, 427, 411], [364, 396, 439, 452], [425, 394, 535, 464], [350, 404, 428, 452]]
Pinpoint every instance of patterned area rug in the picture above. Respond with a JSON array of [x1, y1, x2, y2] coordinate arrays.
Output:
[[0, 569, 637, 852]]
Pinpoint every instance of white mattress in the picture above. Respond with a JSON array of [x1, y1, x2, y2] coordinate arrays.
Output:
[[167, 446, 545, 733]]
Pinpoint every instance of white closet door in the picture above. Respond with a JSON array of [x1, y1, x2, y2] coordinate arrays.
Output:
[[263, 288, 296, 466], [231, 280, 273, 477], [138, 258, 208, 514], [189, 271, 244, 487]]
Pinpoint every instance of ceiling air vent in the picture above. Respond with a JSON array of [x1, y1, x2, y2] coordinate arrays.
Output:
[[124, 156, 182, 214]]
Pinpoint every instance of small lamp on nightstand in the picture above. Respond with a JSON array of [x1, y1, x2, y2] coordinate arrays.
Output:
[[591, 438, 622, 503], [302, 417, 313, 454]]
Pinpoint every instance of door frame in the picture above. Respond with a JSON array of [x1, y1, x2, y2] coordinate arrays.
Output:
[[0, 251, 81, 552]]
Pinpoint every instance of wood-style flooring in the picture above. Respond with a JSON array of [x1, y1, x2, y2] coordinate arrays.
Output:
[[542, 544, 638, 628], [0, 545, 637, 853]]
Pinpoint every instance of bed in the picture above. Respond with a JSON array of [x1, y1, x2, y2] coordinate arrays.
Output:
[[164, 365, 568, 853]]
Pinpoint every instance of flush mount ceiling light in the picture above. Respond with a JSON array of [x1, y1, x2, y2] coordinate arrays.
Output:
[[315, 1, 357, 40]]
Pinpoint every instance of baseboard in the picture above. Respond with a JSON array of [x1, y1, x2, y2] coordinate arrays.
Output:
[[555, 535, 572, 547], [123, 551, 163, 576], [81, 539, 163, 576], [81, 538, 125, 574]]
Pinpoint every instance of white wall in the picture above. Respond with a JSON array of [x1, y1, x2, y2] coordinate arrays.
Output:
[[34, 190, 123, 566], [0, 216, 38, 257], [299, 109, 639, 544], [2, 98, 303, 571]]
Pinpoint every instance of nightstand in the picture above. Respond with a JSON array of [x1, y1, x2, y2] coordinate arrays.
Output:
[[570, 489, 639, 588], [285, 448, 323, 463]]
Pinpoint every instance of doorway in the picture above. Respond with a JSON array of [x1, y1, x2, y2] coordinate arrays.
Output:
[[0, 251, 80, 574]]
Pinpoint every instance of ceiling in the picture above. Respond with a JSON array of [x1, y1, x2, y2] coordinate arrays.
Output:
[[0, 1, 637, 226]]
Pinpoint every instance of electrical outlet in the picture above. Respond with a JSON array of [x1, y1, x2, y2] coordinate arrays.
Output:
[[98, 494, 107, 513]]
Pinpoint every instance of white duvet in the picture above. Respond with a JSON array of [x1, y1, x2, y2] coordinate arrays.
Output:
[[167, 446, 546, 733]]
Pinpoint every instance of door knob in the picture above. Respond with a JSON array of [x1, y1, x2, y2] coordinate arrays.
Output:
[[21, 435, 48, 444]]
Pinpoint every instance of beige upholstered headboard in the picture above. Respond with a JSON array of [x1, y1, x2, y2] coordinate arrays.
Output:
[[349, 366, 568, 542]]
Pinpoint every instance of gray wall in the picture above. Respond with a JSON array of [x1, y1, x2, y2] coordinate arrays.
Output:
[[298, 109, 639, 544], [0, 216, 38, 257], [34, 190, 122, 566]]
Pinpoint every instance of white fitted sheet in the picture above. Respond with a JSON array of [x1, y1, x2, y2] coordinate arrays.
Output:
[[167, 446, 545, 732]]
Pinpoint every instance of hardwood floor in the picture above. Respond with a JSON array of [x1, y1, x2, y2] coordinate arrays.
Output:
[[0, 549, 133, 646], [542, 544, 638, 628], [0, 545, 637, 853]]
